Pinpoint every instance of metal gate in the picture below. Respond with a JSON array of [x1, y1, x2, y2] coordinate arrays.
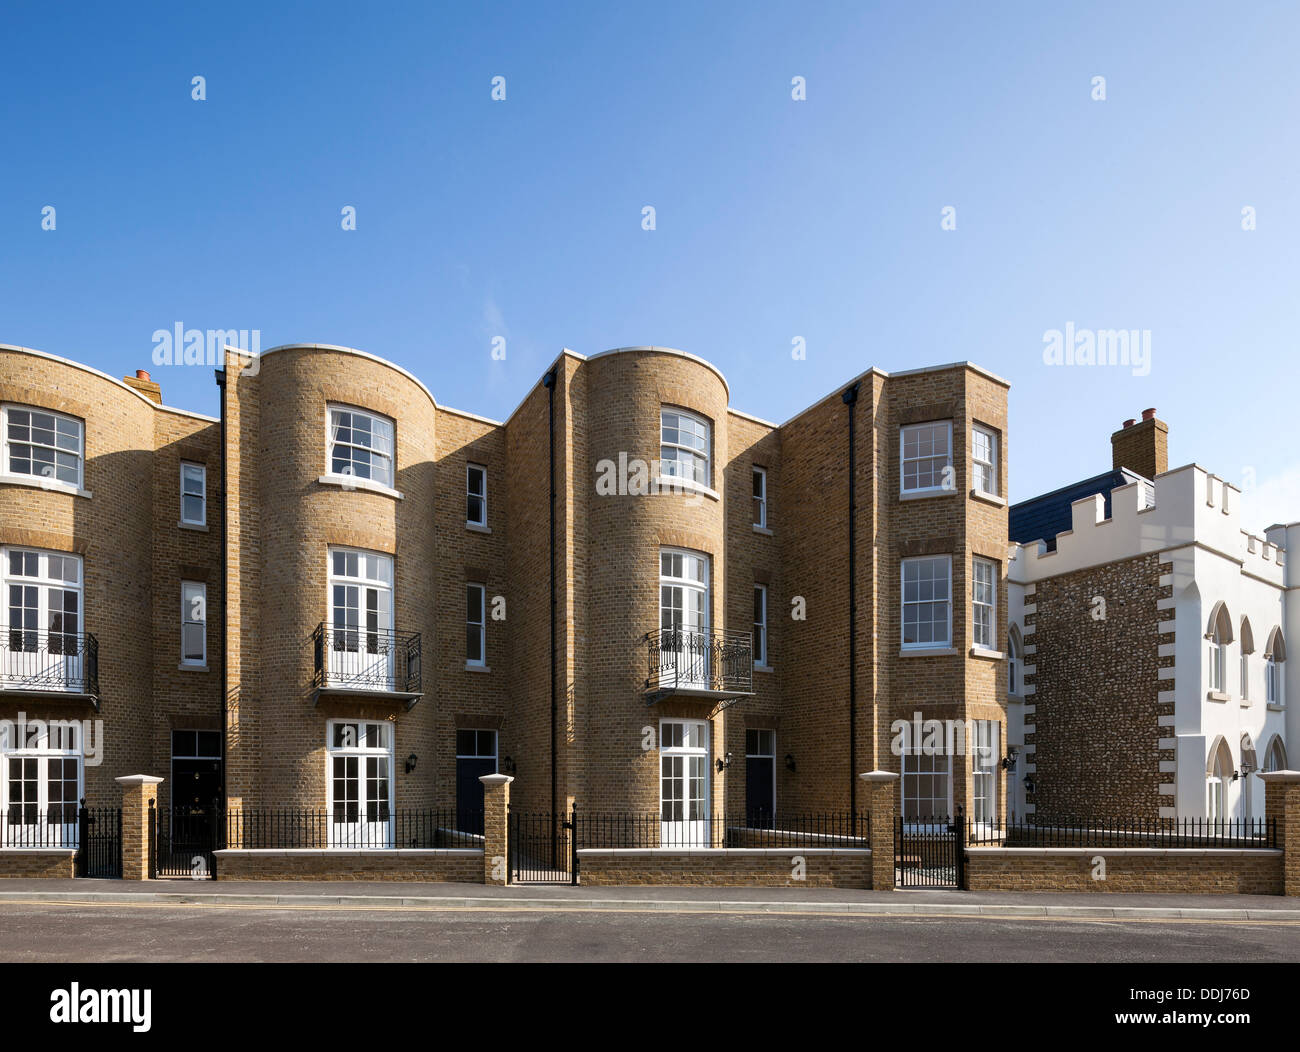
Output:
[[76, 804, 122, 879], [895, 809, 964, 888], [508, 808, 576, 885], [151, 802, 218, 879]]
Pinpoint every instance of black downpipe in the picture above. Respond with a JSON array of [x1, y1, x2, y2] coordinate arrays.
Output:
[[214, 367, 229, 821], [541, 369, 558, 864], [841, 382, 860, 816]]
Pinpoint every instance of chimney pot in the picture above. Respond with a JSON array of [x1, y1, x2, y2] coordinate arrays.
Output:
[[1141, 407, 1156, 421], [135, 369, 151, 381], [1123, 419, 1135, 429]]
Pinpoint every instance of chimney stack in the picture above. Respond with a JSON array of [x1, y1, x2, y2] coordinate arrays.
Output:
[[123, 370, 162, 405], [1110, 409, 1168, 480]]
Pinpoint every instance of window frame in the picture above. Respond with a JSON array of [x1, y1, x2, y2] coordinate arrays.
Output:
[[753, 583, 768, 667], [180, 580, 207, 667], [180, 462, 206, 526], [1, 404, 85, 492], [752, 466, 767, 528], [901, 555, 953, 650], [325, 719, 394, 847], [899, 420, 953, 495], [466, 582, 487, 667], [325, 404, 395, 489], [659, 407, 712, 488], [972, 558, 996, 651], [1266, 656, 1281, 705], [971, 424, 999, 497], [1, 723, 83, 841], [901, 747, 952, 822], [659, 718, 710, 844], [466, 463, 487, 527], [971, 720, 1000, 826], [1, 548, 84, 687]]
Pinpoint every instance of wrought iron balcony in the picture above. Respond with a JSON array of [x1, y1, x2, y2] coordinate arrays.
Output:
[[0, 629, 99, 705], [312, 623, 422, 706], [644, 627, 753, 703]]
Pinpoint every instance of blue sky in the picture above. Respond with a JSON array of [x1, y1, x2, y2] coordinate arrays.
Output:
[[2, 1, 1297, 526]]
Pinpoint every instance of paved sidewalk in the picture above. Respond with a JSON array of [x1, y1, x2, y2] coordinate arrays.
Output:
[[0, 879, 1295, 920]]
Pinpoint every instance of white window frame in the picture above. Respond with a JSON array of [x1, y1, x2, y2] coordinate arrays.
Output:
[[1210, 637, 1227, 694], [326, 404, 395, 488], [901, 555, 952, 649], [466, 583, 486, 667], [180, 462, 206, 526], [972, 558, 996, 651], [659, 718, 710, 846], [900, 420, 953, 494], [1241, 652, 1250, 701], [901, 748, 952, 823], [1, 723, 82, 847], [659, 549, 711, 688], [180, 581, 206, 667], [753, 583, 768, 667], [327, 548, 394, 689], [1, 548, 84, 693], [466, 463, 487, 527], [325, 720, 393, 848], [1, 404, 84, 492], [660, 407, 711, 488], [1266, 655, 1281, 705], [1007, 630, 1021, 695], [972, 720, 1000, 827], [752, 466, 767, 528], [971, 424, 998, 496]]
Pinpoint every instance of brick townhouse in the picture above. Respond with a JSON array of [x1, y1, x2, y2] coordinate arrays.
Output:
[[1006, 413, 1295, 824], [0, 340, 1017, 852]]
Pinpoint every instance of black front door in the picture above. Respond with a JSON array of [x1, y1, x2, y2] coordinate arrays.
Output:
[[455, 729, 497, 836], [745, 729, 775, 827]]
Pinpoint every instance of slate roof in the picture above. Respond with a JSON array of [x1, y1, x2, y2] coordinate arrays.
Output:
[[1009, 468, 1149, 551]]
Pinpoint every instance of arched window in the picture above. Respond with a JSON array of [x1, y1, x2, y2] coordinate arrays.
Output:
[[1265, 627, 1287, 707], [1206, 736, 1233, 822], [1206, 602, 1233, 694], [1263, 736, 1288, 772], [1007, 625, 1022, 696], [1241, 734, 1257, 822], [1240, 617, 1255, 700]]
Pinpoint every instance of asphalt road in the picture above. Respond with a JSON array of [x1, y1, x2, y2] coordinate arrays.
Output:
[[0, 901, 1295, 962]]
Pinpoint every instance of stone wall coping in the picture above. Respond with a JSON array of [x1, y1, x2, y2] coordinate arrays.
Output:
[[1259, 770, 1300, 784], [965, 847, 1283, 858], [0, 847, 77, 855], [213, 849, 483, 858], [115, 775, 164, 786], [576, 847, 871, 858], [859, 771, 901, 783], [479, 774, 514, 787]]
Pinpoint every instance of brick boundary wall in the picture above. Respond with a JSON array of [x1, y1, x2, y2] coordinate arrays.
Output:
[[0, 849, 77, 878], [212, 848, 484, 882], [576, 848, 871, 887], [965, 848, 1282, 894]]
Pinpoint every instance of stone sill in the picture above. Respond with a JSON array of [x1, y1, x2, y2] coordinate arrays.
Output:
[[652, 476, 721, 502], [899, 647, 959, 658], [754, 664, 774, 674], [177, 664, 208, 672], [752, 525, 774, 536], [178, 521, 209, 532], [465, 522, 492, 534], [317, 474, 404, 500], [213, 848, 483, 858], [966, 847, 1282, 858], [899, 487, 958, 502], [577, 847, 870, 858], [970, 489, 1006, 507], [1267, 703, 1285, 712], [970, 647, 1004, 660], [0, 474, 92, 499], [1207, 691, 1231, 703], [464, 663, 491, 673]]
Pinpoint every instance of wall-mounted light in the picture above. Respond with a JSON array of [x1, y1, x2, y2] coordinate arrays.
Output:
[[1023, 775, 1036, 794], [1001, 748, 1019, 771], [404, 753, 418, 774], [785, 754, 797, 772], [716, 751, 733, 773], [502, 755, 517, 775]]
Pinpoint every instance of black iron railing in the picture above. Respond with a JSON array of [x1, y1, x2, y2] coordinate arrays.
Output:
[[0, 629, 98, 697], [225, 807, 482, 849], [966, 815, 1277, 849], [312, 623, 421, 694], [645, 627, 752, 696], [575, 811, 869, 849], [1, 806, 80, 846]]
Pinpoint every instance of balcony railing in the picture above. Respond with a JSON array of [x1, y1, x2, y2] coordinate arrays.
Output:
[[312, 623, 422, 696], [645, 627, 752, 700], [0, 629, 99, 700]]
